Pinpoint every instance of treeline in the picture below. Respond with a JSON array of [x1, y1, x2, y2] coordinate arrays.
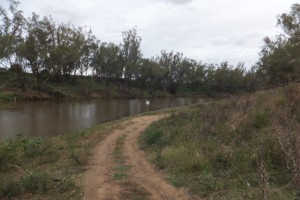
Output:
[[0, 0, 256, 96], [1, 0, 299, 96]]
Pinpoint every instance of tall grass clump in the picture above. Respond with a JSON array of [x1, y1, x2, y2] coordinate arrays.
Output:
[[140, 83, 300, 199]]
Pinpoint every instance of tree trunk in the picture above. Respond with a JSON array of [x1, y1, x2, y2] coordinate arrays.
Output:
[[106, 79, 109, 97]]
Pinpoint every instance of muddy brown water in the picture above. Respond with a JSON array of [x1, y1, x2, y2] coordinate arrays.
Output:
[[0, 97, 207, 139]]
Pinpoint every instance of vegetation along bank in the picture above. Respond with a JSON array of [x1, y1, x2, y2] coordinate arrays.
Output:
[[140, 83, 300, 199]]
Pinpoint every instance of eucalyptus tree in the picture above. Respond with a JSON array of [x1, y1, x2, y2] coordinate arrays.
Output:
[[257, 3, 300, 85], [158, 50, 183, 94], [77, 27, 98, 77], [46, 23, 83, 81], [0, 0, 26, 68], [92, 42, 122, 96], [0, 0, 29, 90], [120, 27, 142, 92], [177, 58, 197, 91], [19, 13, 57, 87], [136, 58, 161, 95], [189, 61, 206, 93]]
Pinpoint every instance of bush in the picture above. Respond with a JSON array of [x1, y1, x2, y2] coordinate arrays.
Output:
[[0, 141, 18, 172], [142, 125, 164, 147], [0, 178, 22, 198], [20, 136, 45, 158], [195, 171, 219, 196], [251, 110, 270, 129], [21, 171, 52, 194]]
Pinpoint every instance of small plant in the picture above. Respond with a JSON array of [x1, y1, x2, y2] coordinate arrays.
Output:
[[251, 110, 270, 129], [20, 136, 45, 158], [0, 140, 18, 172], [142, 127, 163, 146], [0, 178, 22, 198], [21, 171, 53, 194], [195, 171, 218, 196]]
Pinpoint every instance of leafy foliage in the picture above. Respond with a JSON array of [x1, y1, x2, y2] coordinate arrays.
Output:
[[257, 3, 300, 86]]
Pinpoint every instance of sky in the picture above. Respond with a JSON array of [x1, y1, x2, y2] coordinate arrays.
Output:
[[1, 0, 297, 68]]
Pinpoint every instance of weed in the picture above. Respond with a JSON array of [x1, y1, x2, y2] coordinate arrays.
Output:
[[21, 170, 53, 194], [0, 177, 22, 198], [20, 136, 46, 158], [142, 126, 164, 147], [194, 171, 219, 196], [251, 110, 270, 129], [0, 140, 17, 172]]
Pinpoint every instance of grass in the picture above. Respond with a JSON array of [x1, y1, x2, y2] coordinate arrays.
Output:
[[0, 118, 125, 199], [112, 134, 130, 181], [140, 83, 300, 199]]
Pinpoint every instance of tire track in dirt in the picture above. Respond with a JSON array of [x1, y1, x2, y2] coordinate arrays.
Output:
[[84, 115, 199, 200]]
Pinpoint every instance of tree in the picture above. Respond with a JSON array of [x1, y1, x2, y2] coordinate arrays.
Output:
[[120, 27, 142, 92], [0, 0, 26, 67], [92, 42, 122, 96], [257, 3, 300, 85], [0, 0, 28, 90], [45, 23, 83, 82], [158, 50, 183, 94], [136, 58, 161, 96], [20, 13, 55, 87], [78, 27, 98, 77]]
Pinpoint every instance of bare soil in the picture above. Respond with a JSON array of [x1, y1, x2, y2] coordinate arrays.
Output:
[[84, 115, 200, 200]]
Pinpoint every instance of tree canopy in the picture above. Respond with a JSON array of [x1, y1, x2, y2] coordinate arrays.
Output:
[[256, 3, 300, 86]]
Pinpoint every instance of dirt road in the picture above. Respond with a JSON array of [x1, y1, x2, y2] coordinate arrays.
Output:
[[84, 115, 198, 200]]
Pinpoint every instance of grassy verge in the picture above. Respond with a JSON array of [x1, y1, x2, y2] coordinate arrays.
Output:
[[0, 118, 125, 199], [140, 83, 300, 199], [112, 135, 130, 181]]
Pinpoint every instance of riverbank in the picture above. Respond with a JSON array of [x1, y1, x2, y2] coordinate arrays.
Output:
[[0, 70, 175, 104], [0, 116, 129, 199], [0, 70, 230, 105], [0, 104, 183, 199], [140, 83, 300, 199]]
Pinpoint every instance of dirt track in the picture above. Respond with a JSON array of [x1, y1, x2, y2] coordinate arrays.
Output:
[[84, 115, 198, 200]]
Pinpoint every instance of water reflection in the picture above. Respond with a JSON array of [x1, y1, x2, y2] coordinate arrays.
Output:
[[0, 97, 206, 139]]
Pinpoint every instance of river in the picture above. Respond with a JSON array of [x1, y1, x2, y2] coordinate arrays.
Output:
[[0, 97, 207, 139]]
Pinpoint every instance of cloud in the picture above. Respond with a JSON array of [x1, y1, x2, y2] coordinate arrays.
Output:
[[157, 0, 194, 5]]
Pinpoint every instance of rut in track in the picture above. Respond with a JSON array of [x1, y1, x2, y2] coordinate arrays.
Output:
[[84, 115, 200, 200]]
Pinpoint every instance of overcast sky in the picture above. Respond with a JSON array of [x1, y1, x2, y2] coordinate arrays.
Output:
[[2, 0, 297, 68]]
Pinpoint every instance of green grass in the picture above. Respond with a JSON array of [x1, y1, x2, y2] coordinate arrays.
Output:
[[112, 135, 130, 181], [0, 118, 125, 199], [140, 83, 300, 199]]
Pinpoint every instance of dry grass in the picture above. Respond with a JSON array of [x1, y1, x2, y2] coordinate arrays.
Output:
[[140, 83, 300, 199]]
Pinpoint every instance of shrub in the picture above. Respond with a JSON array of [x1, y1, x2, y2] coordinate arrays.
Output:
[[142, 125, 164, 147], [251, 110, 270, 129], [0, 178, 22, 198], [20, 136, 45, 158], [195, 171, 219, 196], [0, 141, 18, 172], [21, 171, 52, 194]]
